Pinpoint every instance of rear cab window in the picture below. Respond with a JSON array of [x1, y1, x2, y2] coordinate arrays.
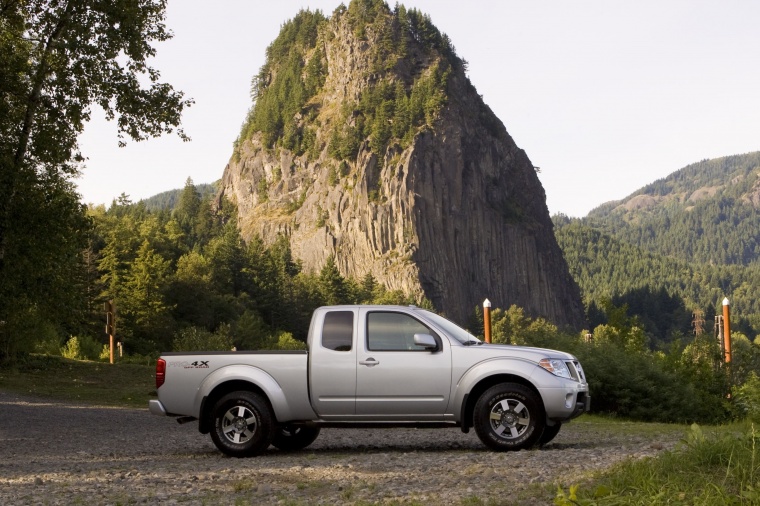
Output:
[[322, 311, 354, 352]]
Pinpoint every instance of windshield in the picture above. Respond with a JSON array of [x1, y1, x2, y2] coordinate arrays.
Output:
[[418, 309, 480, 344]]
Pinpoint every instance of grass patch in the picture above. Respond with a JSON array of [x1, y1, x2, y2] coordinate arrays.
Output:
[[556, 422, 760, 505], [0, 354, 155, 408]]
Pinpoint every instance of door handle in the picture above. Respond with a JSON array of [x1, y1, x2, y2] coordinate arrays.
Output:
[[359, 357, 379, 367]]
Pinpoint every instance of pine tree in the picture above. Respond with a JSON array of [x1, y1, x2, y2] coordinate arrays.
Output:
[[319, 256, 348, 306]]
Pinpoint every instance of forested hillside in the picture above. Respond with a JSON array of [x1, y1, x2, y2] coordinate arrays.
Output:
[[555, 152, 760, 345], [586, 152, 760, 265], [79, 180, 427, 357]]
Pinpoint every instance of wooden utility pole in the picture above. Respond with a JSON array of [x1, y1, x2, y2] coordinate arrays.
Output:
[[105, 300, 115, 364]]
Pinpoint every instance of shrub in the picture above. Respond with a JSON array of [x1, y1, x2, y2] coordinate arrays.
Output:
[[60, 335, 102, 360], [60, 337, 81, 360], [274, 332, 307, 350], [576, 340, 729, 424], [173, 325, 235, 352], [735, 372, 760, 423]]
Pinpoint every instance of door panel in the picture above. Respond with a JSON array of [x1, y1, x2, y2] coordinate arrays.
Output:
[[355, 310, 451, 418]]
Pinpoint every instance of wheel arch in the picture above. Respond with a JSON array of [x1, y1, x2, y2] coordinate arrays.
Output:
[[460, 373, 542, 432], [198, 379, 274, 434]]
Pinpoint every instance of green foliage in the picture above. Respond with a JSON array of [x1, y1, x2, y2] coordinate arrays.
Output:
[[60, 335, 101, 361], [482, 303, 731, 424], [577, 338, 727, 423], [238, 0, 462, 161], [140, 182, 217, 212], [0, 1, 190, 363], [173, 325, 234, 352], [239, 9, 327, 149], [319, 255, 349, 305], [490, 305, 561, 347], [734, 373, 760, 423], [274, 332, 307, 350], [555, 217, 760, 342], [557, 152, 760, 344], [588, 152, 760, 266], [60, 337, 82, 360], [559, 423, 760, 504]]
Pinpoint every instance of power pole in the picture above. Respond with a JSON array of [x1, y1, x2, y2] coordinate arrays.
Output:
[[692, 309, 705, 336]]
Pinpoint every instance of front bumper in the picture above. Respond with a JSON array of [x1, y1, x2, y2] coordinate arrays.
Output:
[[540, 382, 591, 421], [149, 399, 168, 416], [570, 391, 591, 419]]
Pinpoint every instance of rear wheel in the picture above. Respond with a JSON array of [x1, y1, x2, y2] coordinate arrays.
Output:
[[537, 422, 562, 447], [271, 424, 321, 451], [209, 391, 274, 457], [473, 383, 544, 451]]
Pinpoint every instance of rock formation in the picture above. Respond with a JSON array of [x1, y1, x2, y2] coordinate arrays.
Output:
[[218, 1, 584, 327]]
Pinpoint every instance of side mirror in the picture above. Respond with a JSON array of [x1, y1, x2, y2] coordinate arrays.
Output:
[[413, 333, 438, 351]]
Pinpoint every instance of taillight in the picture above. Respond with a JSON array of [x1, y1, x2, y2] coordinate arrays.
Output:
[[156, 358, 166, 389]]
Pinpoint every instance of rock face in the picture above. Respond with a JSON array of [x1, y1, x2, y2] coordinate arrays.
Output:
[[218, 2, 584, 327]]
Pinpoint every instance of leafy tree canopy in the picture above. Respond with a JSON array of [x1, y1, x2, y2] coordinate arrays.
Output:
[[0, 0, 191, 361]]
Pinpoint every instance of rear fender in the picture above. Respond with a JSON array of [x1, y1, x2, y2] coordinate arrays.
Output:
[[194, 365, 315, 422]]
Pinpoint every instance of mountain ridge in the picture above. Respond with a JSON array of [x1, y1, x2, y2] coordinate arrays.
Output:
[[555, 151, 760, 338], [581, 151, 760, 266]]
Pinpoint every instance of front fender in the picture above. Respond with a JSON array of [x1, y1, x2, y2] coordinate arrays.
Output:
[[452, 357, 540, 423], [195, 365, 317, 422]]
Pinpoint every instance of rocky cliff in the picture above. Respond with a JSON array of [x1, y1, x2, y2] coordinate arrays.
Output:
[[218, 1, 584, 327]]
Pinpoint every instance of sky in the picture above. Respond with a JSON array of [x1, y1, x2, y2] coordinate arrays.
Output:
[[76, 0, 760, 218]]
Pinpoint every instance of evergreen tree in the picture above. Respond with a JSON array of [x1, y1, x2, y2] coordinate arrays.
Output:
[[119, 240, 173, 352], [319, 256, 348, 306]]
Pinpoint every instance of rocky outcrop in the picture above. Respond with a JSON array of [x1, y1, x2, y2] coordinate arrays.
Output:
[[218, 2, 584, 327]]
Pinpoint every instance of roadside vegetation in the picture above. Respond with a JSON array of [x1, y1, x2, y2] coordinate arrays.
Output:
[[554, 422, 760, 505], [0, 354, 153, 408]]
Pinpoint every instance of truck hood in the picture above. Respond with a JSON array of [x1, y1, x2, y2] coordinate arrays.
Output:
[[468, 343, 577, 363]]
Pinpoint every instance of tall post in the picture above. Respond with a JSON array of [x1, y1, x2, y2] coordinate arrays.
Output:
[[722, 297, 732, 364], [105, 300, 115, 364], [483, 299, 492, 344]]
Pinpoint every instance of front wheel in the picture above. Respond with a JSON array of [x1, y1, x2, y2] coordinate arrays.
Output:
[[271, 424, 321, 451], [209, 391, 274, 457], [473, 383, 545, 451]]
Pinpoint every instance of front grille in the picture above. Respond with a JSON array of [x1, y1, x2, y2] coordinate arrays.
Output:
[[566, 360, 586, 383]]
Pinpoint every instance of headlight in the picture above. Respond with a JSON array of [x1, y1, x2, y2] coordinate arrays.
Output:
[[538, 358, 572, 379]]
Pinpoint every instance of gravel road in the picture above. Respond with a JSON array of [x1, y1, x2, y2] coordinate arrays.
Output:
[[0, 391, 683, 505]]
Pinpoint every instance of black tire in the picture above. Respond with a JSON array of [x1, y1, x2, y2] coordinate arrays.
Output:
[[271, 424, 321, 451], [473, 383, 545, 451], [209, 391, 274, 457], [537, 422, 561, 447]]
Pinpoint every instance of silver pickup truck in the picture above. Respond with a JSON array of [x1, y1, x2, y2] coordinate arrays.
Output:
[[149, 305, 589, 457]]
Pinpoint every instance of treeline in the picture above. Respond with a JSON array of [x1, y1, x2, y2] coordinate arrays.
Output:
[[139, 183, 218, 213], [53, 179, 426, 359], [554, 216, 760, 342]]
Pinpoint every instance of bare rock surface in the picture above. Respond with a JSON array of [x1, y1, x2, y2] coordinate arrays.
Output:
[[0, 391, 683, 505], [218, 5, 584, 327]]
